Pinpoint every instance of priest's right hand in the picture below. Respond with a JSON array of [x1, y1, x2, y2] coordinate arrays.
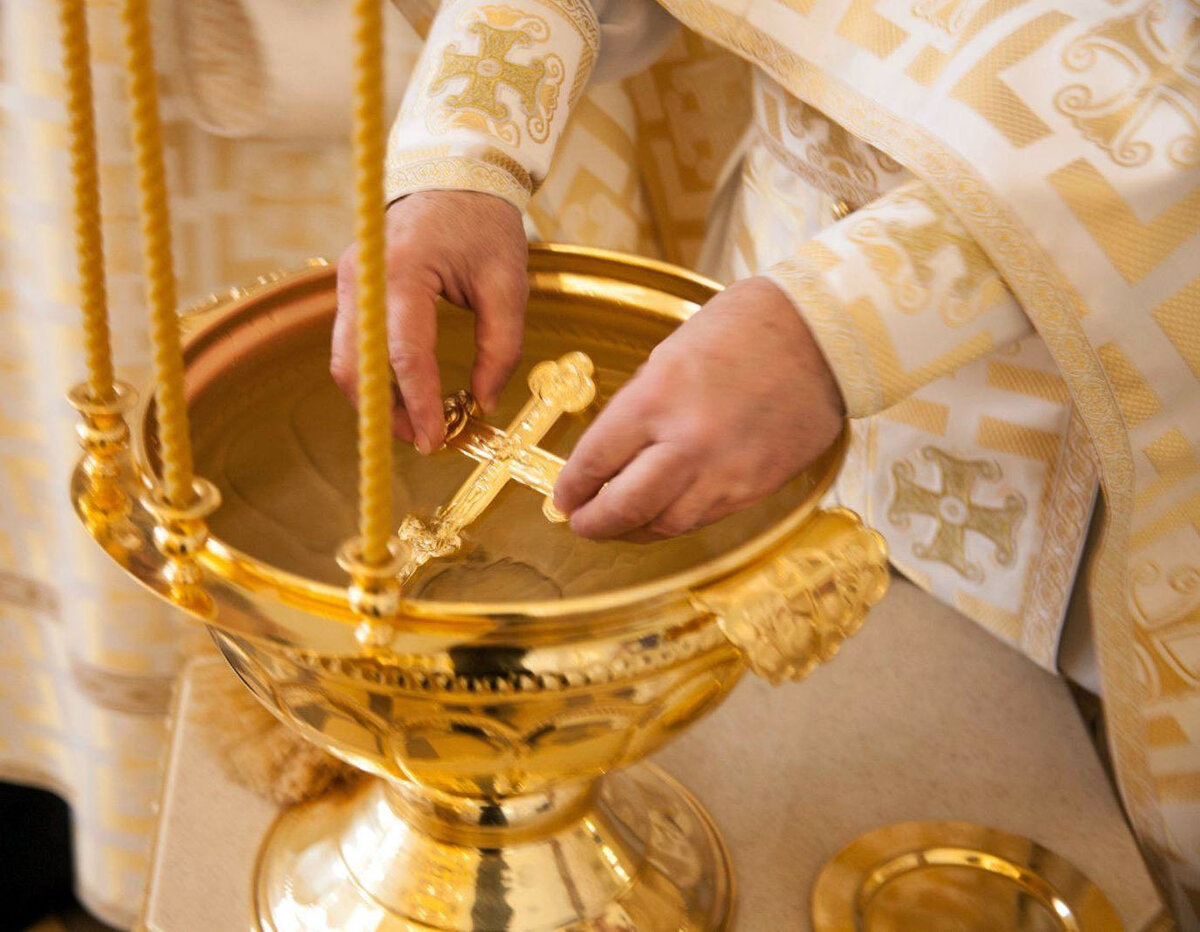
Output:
[[331, 190, 529, 454]]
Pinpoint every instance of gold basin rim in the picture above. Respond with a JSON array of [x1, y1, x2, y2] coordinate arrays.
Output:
[[135, 243, 847, 624]]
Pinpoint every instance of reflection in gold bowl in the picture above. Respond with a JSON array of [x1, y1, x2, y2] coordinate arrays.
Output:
[[76, 246, 888, 930]]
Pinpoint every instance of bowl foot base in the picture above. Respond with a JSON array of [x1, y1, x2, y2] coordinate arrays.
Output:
[[253, 763, 734, 931]]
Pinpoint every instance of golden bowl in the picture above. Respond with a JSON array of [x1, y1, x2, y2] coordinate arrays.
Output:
[[73, 245, 888, 931]]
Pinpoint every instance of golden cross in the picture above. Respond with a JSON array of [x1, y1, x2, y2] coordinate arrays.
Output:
[[395, 352, 596, 585], [888, 446, 1025, 583], [433, 22, 547, 122]]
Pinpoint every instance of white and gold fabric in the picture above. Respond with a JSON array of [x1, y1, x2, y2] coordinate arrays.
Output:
[[385, 0, 1200, 921], [387, 0, 676, 215]]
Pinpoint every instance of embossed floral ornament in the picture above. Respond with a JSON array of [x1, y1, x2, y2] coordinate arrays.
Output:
[[692, 509, 889, 684]]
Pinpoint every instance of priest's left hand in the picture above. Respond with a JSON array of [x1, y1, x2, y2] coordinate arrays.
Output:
[[553, 276, 845, 542]]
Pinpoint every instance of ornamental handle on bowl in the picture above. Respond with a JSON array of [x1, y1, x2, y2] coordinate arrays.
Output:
[[691, 507, 889, 684]]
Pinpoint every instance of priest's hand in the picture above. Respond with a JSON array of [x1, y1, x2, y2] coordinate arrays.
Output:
[[554, 277, 845, 542], [332, 191, 528, 453]]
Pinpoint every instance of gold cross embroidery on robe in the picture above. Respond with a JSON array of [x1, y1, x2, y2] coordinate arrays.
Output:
[[433, 20, 548, 130], [395, 352, 596, 586], [425, 7, 564, 147], [889, 446, 1026, 583], [1056, 2, 1200, 169]]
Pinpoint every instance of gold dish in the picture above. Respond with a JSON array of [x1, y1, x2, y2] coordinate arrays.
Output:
[[812, 820, 1124, 932], [73, 244, 889, 930]]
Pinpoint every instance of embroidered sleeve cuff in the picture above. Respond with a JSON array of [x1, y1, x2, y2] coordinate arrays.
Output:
[[767, 181, 1033, 419], [386, 145, 535, 210], [386, 0, 599, 209]]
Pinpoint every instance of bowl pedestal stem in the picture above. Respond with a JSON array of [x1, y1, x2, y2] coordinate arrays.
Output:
[[253, 765, 734, 931]]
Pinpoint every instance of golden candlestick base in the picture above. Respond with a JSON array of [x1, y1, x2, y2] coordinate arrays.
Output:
[[73, 245, 888, 931]]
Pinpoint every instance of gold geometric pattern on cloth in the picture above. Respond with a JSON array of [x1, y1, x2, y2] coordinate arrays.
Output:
[[950, 10, 1074, 147], [975, 414, 1063, 530], [1147, 713, 1190, 747], [1056, 1, 1200, 170], [976, 414, 1060, 470], [766, 173, 1036, 421], [985, 359, 1071, 405], [906, 0, 1033, 86], [1138, 429, 1200, 510], [1129, 512, 1200, 697], [836, 0, 911, 59], [527, 0, 600, 106], [1048, 157, 1200, 284], [841, 297, 994, 406], [880, 396, 950, 435], [890, 446, 1026, 583], [432, 12, 562, 144], [1153, 277, 1200, 380], [1131, 490, 1200, 551], [391, 0, 442, 39], [625, 29, 752, 268], [1097, 342, 1164, 430], [526, 88, 659, 256]]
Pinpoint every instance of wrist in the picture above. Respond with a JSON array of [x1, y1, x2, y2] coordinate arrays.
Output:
[[763, 254, 881, 419], [746, 275, 846, 420]]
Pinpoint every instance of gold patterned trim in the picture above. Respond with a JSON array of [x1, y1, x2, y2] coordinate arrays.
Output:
[[767, 246, 885, 417], [385, 151, 534, 209], [1020, 411, 1099, 666], [653, 0, 1168, 888], [524, 0, 598, 106], [527, 0, 598, 52]]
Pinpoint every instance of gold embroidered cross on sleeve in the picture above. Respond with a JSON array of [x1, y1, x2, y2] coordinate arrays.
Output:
[[428, 7, 564, 146]]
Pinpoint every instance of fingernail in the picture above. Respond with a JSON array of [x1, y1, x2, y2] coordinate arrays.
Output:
[[415, 433, 433, 455]]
